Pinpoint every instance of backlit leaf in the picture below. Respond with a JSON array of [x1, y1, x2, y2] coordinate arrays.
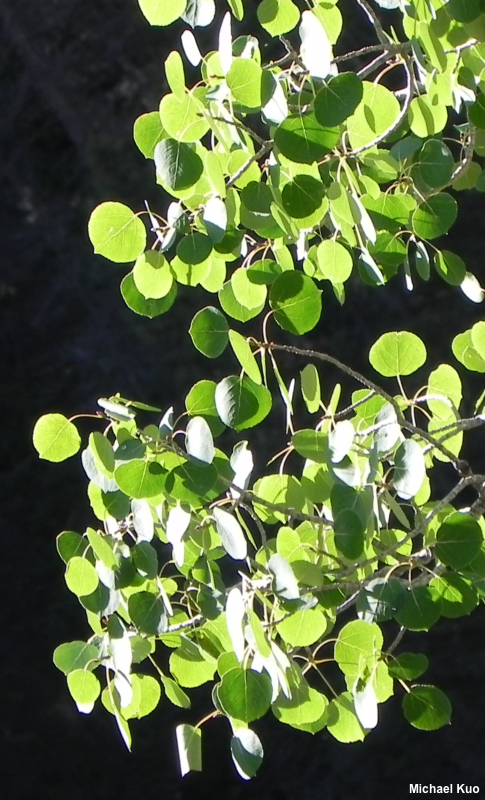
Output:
[[33, 414, 81, 462]]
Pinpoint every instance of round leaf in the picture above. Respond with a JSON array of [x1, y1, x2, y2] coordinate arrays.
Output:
[[133, 251, 173, 299], [218, 667, 272, 722], [138, 0, 187, 25], [369, 331, 427, 377], [257, 0, 300, 36], [274, 114, 339, 164], [314, 72, 363, 127], [435, 512, 483, 569], [189, 306, 229, 358], [227, 58, 263, 108], [215, 375, 272, 430], [276, 608, 326, 646], [88, 202, 146, 263], [121, 273, 177, 318], [67, 669, 100, 709], [270, 272, 322, 334], [412, 194, 458, 240], [114, 460, 167, 499], [53, 641, 99, 675], [347, 82, 400, 151], [281, 175, 325, 219], [33, 413, 81, 462], [154, 139, 203, 191], [65, 557, 99, 597], [402, 685, 451, 730]]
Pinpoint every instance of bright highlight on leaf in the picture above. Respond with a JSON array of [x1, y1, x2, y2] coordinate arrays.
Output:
[[88, 202, 146, 263], [369, 331, 426, 377], [33, 414, 81, 462]]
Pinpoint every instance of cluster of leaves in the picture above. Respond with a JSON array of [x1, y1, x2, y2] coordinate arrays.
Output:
[[33, 0, 485, 781]]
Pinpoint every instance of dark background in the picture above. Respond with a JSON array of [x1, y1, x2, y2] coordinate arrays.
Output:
[[2, 1, 485, 798]]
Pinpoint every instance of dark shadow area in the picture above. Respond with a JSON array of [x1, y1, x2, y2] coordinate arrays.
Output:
[[2, 1, 485, 798]]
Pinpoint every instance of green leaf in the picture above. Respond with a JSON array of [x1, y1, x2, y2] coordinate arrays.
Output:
[[133, 542, 159, 580], [257, 0, 300, 36], [121, 273, 177, 318], [316, 240, 353, 283], [138, 0, 187, 25], [67, 669, 100, 712], [300, 364, 321, 413], [394, 587, 441, 631], [229, 330, 262, 384], [431, 572, 478, 618], [65, 557, 99, 597], [402, 685, 451, 730], [435, 512, 483, 569], [89, 431, 115, 476], [274, 114, 339, 164], [160, 91, 209, 143], [227, 58, 263, 109], [277, 608, 327, 646], [408, 95, 447, 138], [219, 280, 266, 322], [154, 139, 203, 191], [161, 675, 191, 708], [327, 692, 365, 742], [357, 578, 407, 624], [347, 82, 400, 151], [452, 329, 485, 372], [227, 0, 244, 20], [215, 375, 272, 430], [231, 265, 267, 310], [170, 641, 217, 687], [57, 531, 86, 563], [433, 250, 466, 286], [176, 724, 202, 776], [165, 51, 185, 99], [133, 251, 173, 299], [412, 194, 458, 240], [413, 139, 454, 190], [281, 175, 326, 219], [53, 641, 99, 674], [369, 331, 426, 377], [213, 507, 247, 560], [87, 528, 118, 569], [165, 460, 218, 507], [231, 728, 264, 780], [185, 379, 225, 436], [469, 92, 485, 129], [128, 591, 167, 635], [33, 413, 81, 462], [218, 667, 272, 722], [292, 429, 328, 462], [133, 112, 166, 158], [189, 306, 229, 358], [272, 675, 328, 728], [88, 202, 146, 263], [122, 674, 161, 719], [388, 652, 429, 681], [334, 620, 383, 676], [270, 272, 322, 334], [314, 72, 363, 127], [115, 460, 166, 499]]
